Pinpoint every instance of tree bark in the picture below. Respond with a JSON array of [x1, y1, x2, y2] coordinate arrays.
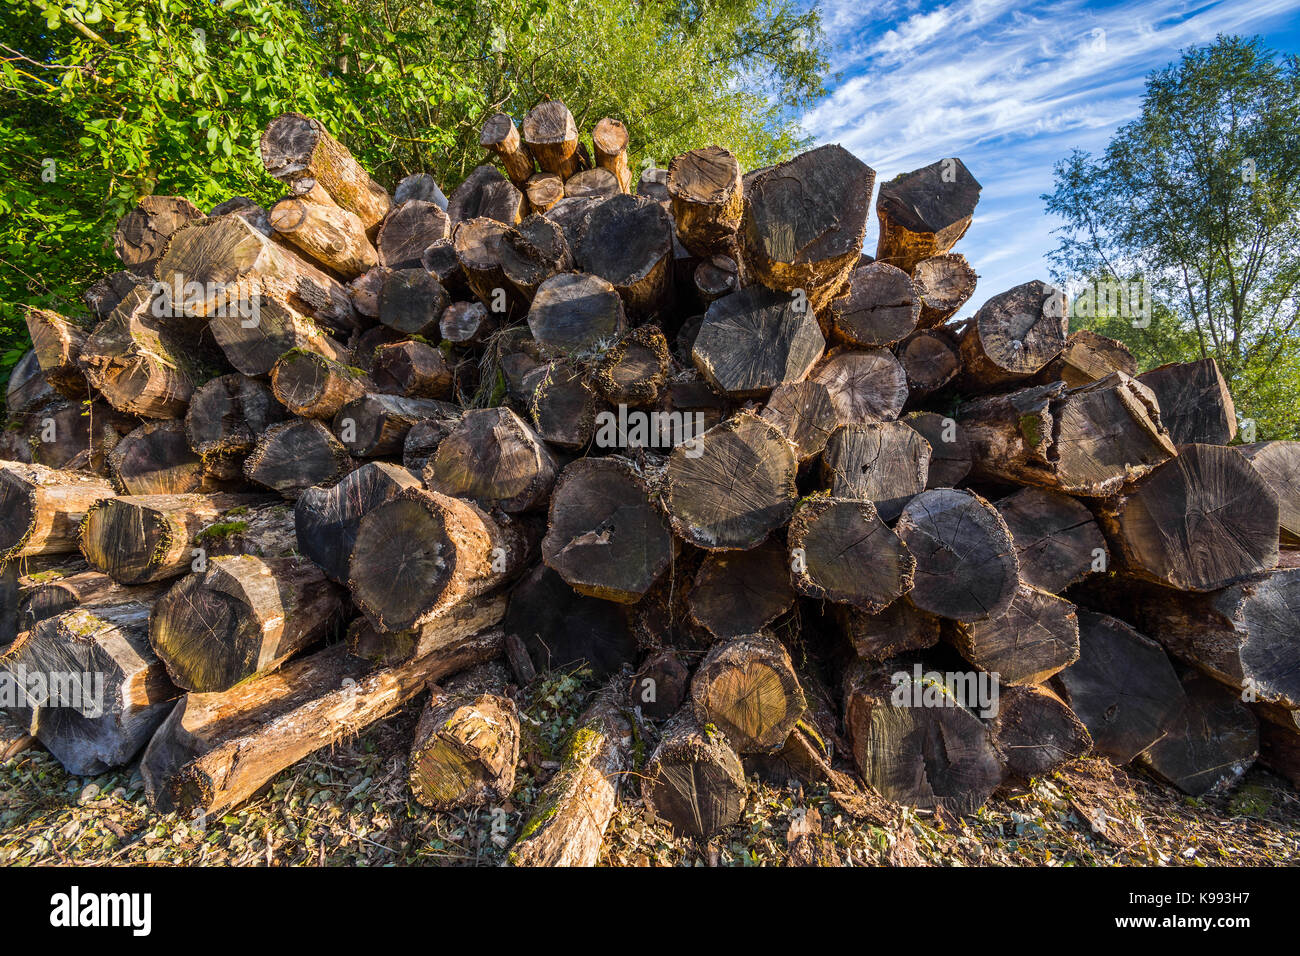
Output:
[[591, 325, 671, 407], [18, 569, 168, 634]]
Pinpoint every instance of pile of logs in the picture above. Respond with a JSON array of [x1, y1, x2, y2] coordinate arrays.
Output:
[[3, 99, 1299, 865]]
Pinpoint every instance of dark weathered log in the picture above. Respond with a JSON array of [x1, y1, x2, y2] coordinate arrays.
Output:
[[140, 626, 502, 816], [17, 569, 168, 634], [1053, 611, 1184, 765], [400, 415, 461, 474], [693, 254, 739, 305], [691, 286, 824, 400], [759, 380, 837, 464], [394, 173, 449, 209], [440, 301, 494, 347], [912, 253, 977, 327], [837, 600, 940, 661], [949, 584, 1079, 685], [591, 325, 671, 407], [448, 165, 526, 225], [420, 239, 467, 297], [377, 267, 450, 338], [642, 709, 746, 839], [874, 158, 981, 274], [637, 167, 670, 203], [842, 659, 1001, 815], [592, 118, 632, 193], [83, 270, 149, 322], [1236, 441, 1300, 547], [788, 495, 914, 611], [269, 196, 377, 277], [1, 554, 87, 645], [667, 146, 743, 255], [1136, 358, 1236, 446], [529, 363, 599, 450], [958, 281, 1068, 388], [987, 683, 1092, 779], [334, 392, 459, 458], [630, 650, 690, 721], [575, 194, 675, 317], [1097, 443, 1279, 591], [564, 168, 620, 199], [376, 200, 452, 270], [1138, 666, 1257, 795], [898, 327, 961, 396], [20, 398, 108, 472], [244, 419, 352, 499], [480, 112, 535, 187], [895, 488, 1019, 623], [0, 462, 115, 561], [371, 341, 453, 400], [690, 632, 805, 754], [541, 196, 601, 251], [828, 262, 919, 348], [209, 290, 347, 377], [185, 374, 289, 481], [270, 349, 370, 420], [524, 172, 565, 213], [740, 145, 875, 310], [808, 348, 908, 424], [260, 112, 391, 231], [5, 602, 177, 774], [527, 271, 627, 353], [499, 214, 573, 301], [114, 195, 205, 275], [662, 411, 797, 550], [821, 421, 930, 520], [348, 325, 404, 374], [452, 216, 528, 319], [1037, 329, 1136, 388], [0, 708, 35, 761], [210, 196, 272, 235], [510, 680, 632, 866], [109, 419, 221, 495], [24, 308, 90, 398], [81, 493, 289, 585], [993, 486, 1107, 593], [505, 564, 636, 678], [522, 100, 582, 179], [687, 539, 795, 641], [348, 591, 507, 669], [426, 406, 559, 512]]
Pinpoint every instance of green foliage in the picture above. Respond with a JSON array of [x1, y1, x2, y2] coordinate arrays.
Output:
[[1044, 36, 1300, 440]]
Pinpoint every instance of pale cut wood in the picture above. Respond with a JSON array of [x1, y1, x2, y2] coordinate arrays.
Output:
[[269, 197, 377, 277], [0, 462, 115, 562], [480, 112, 535, 186]]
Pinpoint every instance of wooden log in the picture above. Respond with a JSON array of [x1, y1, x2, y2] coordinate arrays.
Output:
[[690, 286, 824, 400], [0, 462, 115, 562], [1138, 666, 1257, 795], [837, 600, 941, 661], [592, 118, 632, 193], [81, 493, 289, 585], [987, 683, 1092, 780], [637, 167, 670, 202], [114, 195, 205, 275], [821, 421, 930, 520], [260, 112, 391, 232], [109, 419, 222, 495], [480, 112, 535, 186], [504, 563, 636, 679], [334, 393, 459, 458], [20, 398, 96, 472], [394, 172, 448, 209], [874, 158, 981, 274], [912, 253, 977, 327], [575, 194, 675, 317], [1053, 611, 1185, 765], [591, 325, 671, 407], [630, 650, 690, 721], [1236, 441, 1300, 547], [0, 709, 35, 761], [897, 327, 961, 396], [83, 270, 149, 322], [349, 591, 507, 667], [690, 632, 805, 754], [499, 214, 573, 301], [453, 217, 527, 319], [376, 200, 452, 270], [541, 457, 673, 604], [348, 325, 404, 374], [1036, 329, 1137, 388], [24, 308, 90, 398], [5, 602, 177, 774], [993, 486, 1107, 593], [642, 710, 746, 839], [530, 363, 599, 450], [693, 254, 739, 305], [209, 290, 348, 377], [808, 348, 908, 424], [18, 570, 169, 635], [842, 659, 1001, 814], [759, 380, 837, 464], [184, 375, 289, 482], [949, 584, 1079, 685], [741, 145, 875, 309], [425, 406, 559, 513], [524, 172, 565, 213], [522, 101, 582, 179], [686, 539, 795, 641], [1136, 358, 1236, 445], [1097, 443, 1279, 591], [349, 487, 525, 632], [895, 488, 1019, 623], [371, 341, 453, 400], [440, 301, 494, 347], [209, 195, 273, 235], [447, 165, 525, 224], [269, 197, 377, 277], [149, 554, 343, 692], [788, 495, 914, 611], [958, 280, 1068, 388], [376, 267, 450, 338], [564, 168, 620, 199], [270, 349, 370, 420], [527, 271, 627, 353], [140, 626, 502, 816], [662, 411, 798, 551], [244, 419, 352, 499], [828, 262, 920, 347], [541, 195, 601, 250], [510, 679, 632, 866], [6, 349, 60, 419], [420, 239, 468, 298], [667, 146, 743, 255]]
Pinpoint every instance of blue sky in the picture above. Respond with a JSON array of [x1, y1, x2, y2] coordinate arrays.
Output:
[[796, 0, 1300, 314]]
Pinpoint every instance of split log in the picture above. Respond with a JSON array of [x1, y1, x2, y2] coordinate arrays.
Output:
[[898, 327, 961, 396], [80, 493, 288, 584], [740, 145, 875, 310], [529, 363, 599, 450], [564, 168, 620, 199], [575, 194, 675, 317], [895, 488, 1019, 623], [1236, 441, 1300, 547], [642, 710, 746, 839], [687, 539, 795, 641], [987, 684, 1092, 779], [209, 291, 347, 377], [109, 419, 221, 495], [958, 280, 1068, 388], [448, 166, 525, 224], [809, 348, 908, 424], [522, 100, 582, 179], [1037, 329, 1137, 388], [1137, 358, 1236, 446], [24, 308, 90, 398], [480, 113, 535, 186], [184, 374, 289, 481], [828, 262, 919, 347], [378, 267, 450, 337], [7, 348, 60, 417], [334, 393, 460, 458], [949, 584, 1079, 685], [759, 380, 837, 464], [592, 325, 671, 407], [524, 173, 565, 213], [140, 626, 503, 816], [527, 271, 627, 353], [874, 158, 981, 274], [0, 462, 115, 561], [691, 632, 805, 753], [667, 146, 743, 255], [788, 495, 914, 611], [376, 200, 452, 270], [820, 421, 930, 520], [17, 570, 169, 634], [1097, 443, 1279, 591], [270, 349, 371, 420], [837, 600, 940, 661], [440, 301, 494, 346], [912, 253, 977, 327], [371, 341, 453, 400], [149, 554, 343, 692], [505, 564, 636, 678], [592, 118, 632, 193], [269, 197, 377, 276], [499, 214, 572, 301], [114, 195, 204, 275], [244, 419, 352, 498], [1053, 611, 1185, 765], [1138, 666, 1257, 795], [510, 680, 632, 866], [993, 486, 1107, 593], [690, 285, 825, 399], [426, 406, 559, 512], [260, 112, 391, 231], [630, 651, 690, 721], [662, 411, 798, 551]]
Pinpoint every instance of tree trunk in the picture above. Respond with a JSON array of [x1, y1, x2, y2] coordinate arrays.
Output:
[[993, 486, 1107, 593], [0, 462, 115, 562], [371, 341, 453, 400], [821, 421, 931, 520], [809, 348, 908, 425], [690, 632, 806, 753], [109, 419, 222, 495], [522, 101, 582, 179], [789, 496, 914, 611], [987, 683, 1091, 780], [898, 327, 961, 396], [828, 262, 920, 347], [874, 158, 981, 274], [667, 146, 743, 256], [575, 194, 675, 318], [114, 195, 205, 275], [642, 709, 746, 840], [690, 285, 825, 400], [184, 374, 289, 481], [1136, 358, 1236, 446], [480, 113, 535, 186], [759, 380, 837, 464], [1235, 441, 1300, 548], [912, 253, 977, 327], [244, 419, 352, 499], [209, 290, 348, 377], [949, 583, 1079, 685], [527, 271, 627, 353], [958, 280, 1068, 389], [269, 197, 377, 277], [425, 406, 559, 512], [270, 350, 371, 420]]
